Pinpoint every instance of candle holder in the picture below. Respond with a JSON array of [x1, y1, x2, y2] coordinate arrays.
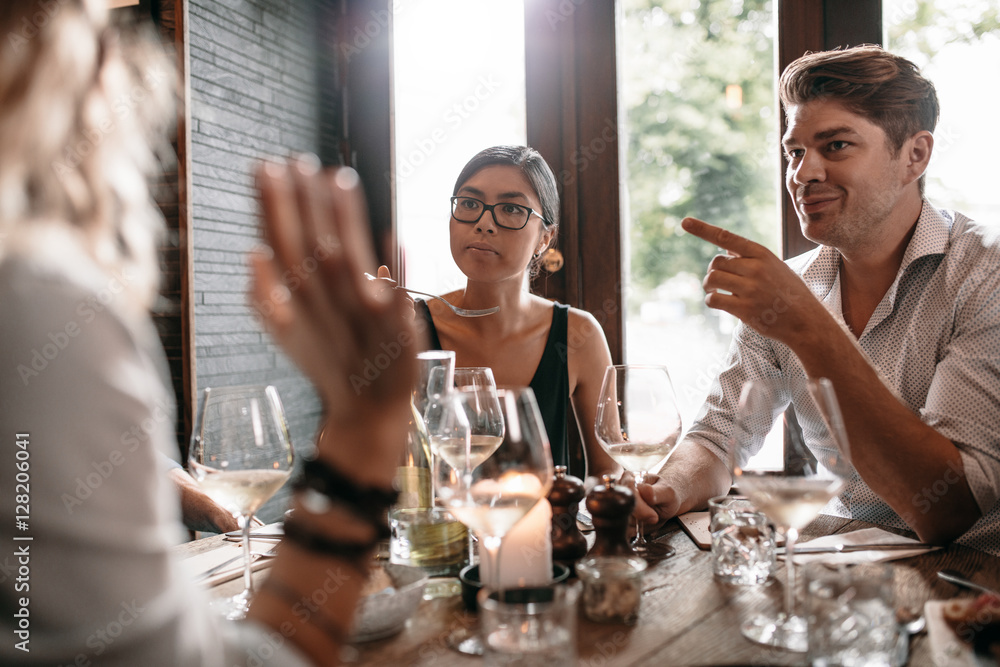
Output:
[[458, 563, 571, 612]]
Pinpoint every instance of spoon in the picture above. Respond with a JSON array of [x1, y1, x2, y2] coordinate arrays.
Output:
[[937, 569, 1000, 596], [364, 273, 499, 317], [894, 608, 926, 666]]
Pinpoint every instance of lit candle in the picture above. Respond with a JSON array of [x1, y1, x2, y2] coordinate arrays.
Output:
[[480, 491, 553, 589]]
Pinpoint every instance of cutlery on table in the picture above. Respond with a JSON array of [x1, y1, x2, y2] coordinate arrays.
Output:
[[197, 549, 278, 582], [364, 273, 499, 317], [224, 527, 283, 540], [937, 569, 1000, 596], [894, 608, 926, 666], [779, 542, 933, 555], [224, 533, 283, 542]]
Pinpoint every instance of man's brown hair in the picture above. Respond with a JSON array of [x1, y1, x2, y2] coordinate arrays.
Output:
[[779, 44, 939, 155]]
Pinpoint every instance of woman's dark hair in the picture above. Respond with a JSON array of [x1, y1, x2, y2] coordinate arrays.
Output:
[[452, 145, 560, 233]]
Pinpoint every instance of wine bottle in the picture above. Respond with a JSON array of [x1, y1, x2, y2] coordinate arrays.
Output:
[[395, 399, 432, 509]]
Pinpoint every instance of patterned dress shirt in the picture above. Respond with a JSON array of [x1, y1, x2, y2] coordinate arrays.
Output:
[[687, 202, 1000, 555]]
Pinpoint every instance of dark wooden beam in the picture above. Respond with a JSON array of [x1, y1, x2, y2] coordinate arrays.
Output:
[[525, 0, 623, 364], [338, 0, 395, 273]]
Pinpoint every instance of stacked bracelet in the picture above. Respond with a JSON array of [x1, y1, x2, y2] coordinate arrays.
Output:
[[285, 457, 398, 558], [294, 457, 398, 512], [283, 517, 378, 567]]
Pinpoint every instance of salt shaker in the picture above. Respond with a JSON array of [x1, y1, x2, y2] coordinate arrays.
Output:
[[548, 465, 588, 570], [586, 474, 635, 557]]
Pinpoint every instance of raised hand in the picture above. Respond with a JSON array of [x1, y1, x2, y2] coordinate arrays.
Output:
[[250, 157, 421, 476], [681, 217, 825, 346]]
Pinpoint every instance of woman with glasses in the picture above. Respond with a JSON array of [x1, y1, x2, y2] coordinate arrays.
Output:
[[380, 145, 619, 484]]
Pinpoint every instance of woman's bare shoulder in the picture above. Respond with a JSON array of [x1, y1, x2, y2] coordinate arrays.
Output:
[[565, 305, 607, 334]]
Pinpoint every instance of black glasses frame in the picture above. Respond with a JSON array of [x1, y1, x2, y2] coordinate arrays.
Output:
[[449, 196, 547, 230]]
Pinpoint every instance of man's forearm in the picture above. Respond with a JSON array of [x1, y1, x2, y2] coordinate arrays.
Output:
[[790, 313, 981, 544], [639, 440, 732, 524]]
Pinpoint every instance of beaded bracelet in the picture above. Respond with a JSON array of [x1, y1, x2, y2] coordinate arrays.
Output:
[[282, 516, 380, 569], [293, 457, 398, 521]]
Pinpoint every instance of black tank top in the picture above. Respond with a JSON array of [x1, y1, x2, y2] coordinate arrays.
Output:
[[416, 300, 573, 470]]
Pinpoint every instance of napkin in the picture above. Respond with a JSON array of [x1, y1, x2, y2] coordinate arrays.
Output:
[[781, 527, 939, 565], [182, 538, 278, 587], [924, 600, 996, 667]]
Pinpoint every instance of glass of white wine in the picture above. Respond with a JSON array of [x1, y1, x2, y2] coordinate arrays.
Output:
[[594, 364, 682, 559], [433, 367, 504, 471], [188, 385, 294, 620], [731, 376, 852, 652], [435, 387, 552, 655]]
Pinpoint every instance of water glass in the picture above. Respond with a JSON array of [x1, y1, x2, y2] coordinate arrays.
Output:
[[805, 562, 900, 667], [709, 495, 775, 585], [478, 584, 579, 667]]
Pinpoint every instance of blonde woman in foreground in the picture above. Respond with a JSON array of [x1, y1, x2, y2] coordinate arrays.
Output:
[[0, 1, 417, 664]]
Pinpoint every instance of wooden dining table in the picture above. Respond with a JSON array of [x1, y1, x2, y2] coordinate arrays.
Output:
[[176, 515, 1000, 666]]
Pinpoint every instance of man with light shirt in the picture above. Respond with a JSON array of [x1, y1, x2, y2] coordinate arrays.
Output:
[[637, 45, 1000, 556]]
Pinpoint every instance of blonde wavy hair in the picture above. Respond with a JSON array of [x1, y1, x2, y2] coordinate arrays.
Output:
[[0, 0, 175, 310]]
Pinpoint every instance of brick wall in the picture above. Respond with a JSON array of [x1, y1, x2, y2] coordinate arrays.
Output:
[[189, 0, 336, 521]]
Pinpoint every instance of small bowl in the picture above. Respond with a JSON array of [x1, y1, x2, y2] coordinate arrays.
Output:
[[350, 563, 428, 642], [459, 562, 571, 612]]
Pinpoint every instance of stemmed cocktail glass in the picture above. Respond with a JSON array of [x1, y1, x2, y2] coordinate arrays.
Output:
[[731, 376, 852, 652]]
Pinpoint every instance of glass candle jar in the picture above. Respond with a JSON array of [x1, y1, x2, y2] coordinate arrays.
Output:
[[575, 555, 647, 624]]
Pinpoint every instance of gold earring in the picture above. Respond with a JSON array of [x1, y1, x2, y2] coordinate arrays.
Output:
[[540, 248, 564, 272]]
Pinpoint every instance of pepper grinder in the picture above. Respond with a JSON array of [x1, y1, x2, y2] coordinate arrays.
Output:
[[548, 465, 588, 571], [586, 474, 635, 557]]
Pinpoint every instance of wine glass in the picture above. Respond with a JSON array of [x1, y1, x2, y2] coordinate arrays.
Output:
[[435, 387, 553, 655], [731, 376, 852, 652], [440, 367, 505, 470], [434, 367, 505, 567], [594, 364, 682, 559], [188, 385, 294, 619], [415, 351, 456, 505]]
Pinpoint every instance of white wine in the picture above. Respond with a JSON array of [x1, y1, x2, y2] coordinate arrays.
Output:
[[605, 442, 673, 473], [447, 492, 539, 538], [737, 476, 846, 530], [198, 468, 290, 516], [433, 434, 503, 471]]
